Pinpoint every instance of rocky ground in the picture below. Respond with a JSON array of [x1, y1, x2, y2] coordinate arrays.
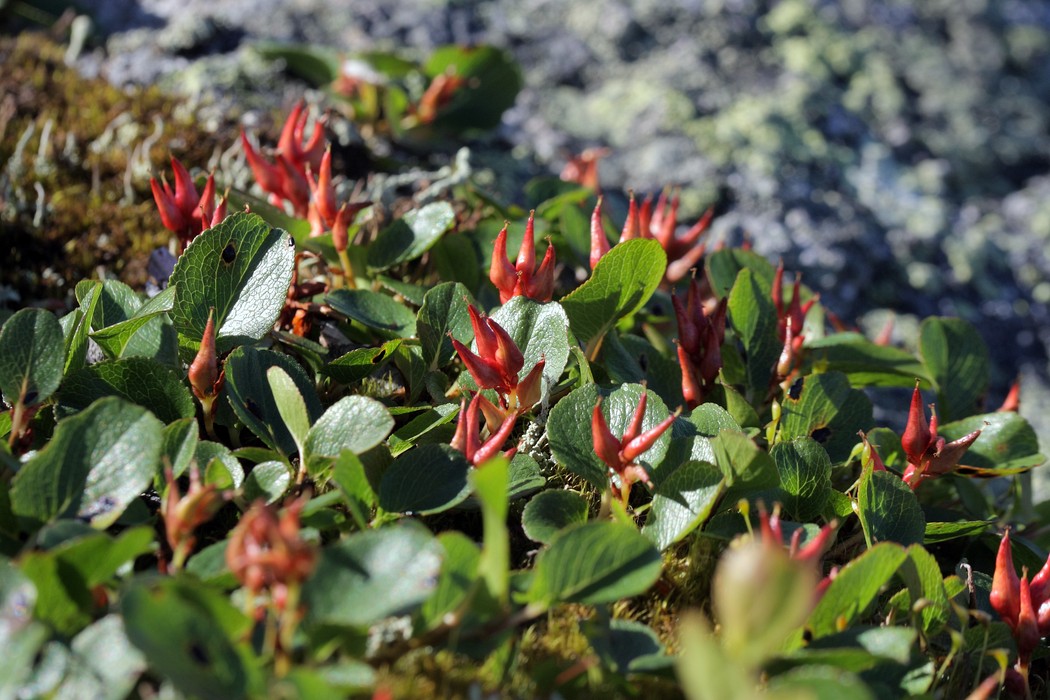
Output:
[[49, 0, 1050, 462]]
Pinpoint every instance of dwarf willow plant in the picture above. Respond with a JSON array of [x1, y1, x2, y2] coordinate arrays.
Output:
[[0, 109, 1048, 698]]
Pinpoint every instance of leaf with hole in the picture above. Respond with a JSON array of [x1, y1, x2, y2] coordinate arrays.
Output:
[[169, 211, 295, 353]]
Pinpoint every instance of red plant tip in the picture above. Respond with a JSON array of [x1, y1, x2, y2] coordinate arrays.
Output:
[[455, 306, 541, 412], [560, 147, 608, 191], [161, 465, 226, 569], [874, 314, 895, 346], [590, 196, 610, 270], [225, 497, 318, 605], [453, 393, 518, 466], [241, 103, 329, 217], [793, 520, 838, 564], [858, 431, 887, 473], [900, 381, 982, 487], [1017, 572, 1041, 670], [151, 156, 227, 248], [991, 529, 1022, 629], [620, 190, 641, 241], [188, 309, 222, 402], [998, 379, 1021, 412], [415, 72, 466, 125], [901, 381, 931, 463], [490, 212, 556, 303], [592, 391, 676, 504]]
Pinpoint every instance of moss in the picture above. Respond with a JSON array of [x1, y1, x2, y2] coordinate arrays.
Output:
[[0, 32, 236, 306]]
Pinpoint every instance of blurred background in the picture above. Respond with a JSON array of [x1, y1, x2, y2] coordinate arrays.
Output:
[[4, 0, 1050, 464]]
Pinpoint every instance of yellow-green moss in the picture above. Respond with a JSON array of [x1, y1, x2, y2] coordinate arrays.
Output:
[[0, 32, 235, 304]]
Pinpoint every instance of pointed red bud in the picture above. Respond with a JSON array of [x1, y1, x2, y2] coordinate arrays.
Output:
[[622, 390, 649, 445], [621, 411, 678, 463], [467, 305, 499, 361], [901, 381, 932, 467], [590, 196, 610, 270], [489, 223, 517, 303], [451, 337, 504, 390], [151, 177, 186, 234], [1017, 573, 1040, 667], [188, 310, 220, 401], [592, 398, 623, 471], [489, 319, 525, 383], [516, 210, 537, 275], [620, 191, 641, 242], [524, 242, 556, 303], [677, 342, 704, 410], [991, 529, 1021, 629], [515, 359, 546, 411], [999, 379, 1021, 413]]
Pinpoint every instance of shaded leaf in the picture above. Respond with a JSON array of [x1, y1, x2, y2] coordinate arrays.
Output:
[[919, 317, 989, 421], [327, 289, 417, 339], [522, 490, 589, 545], [771, 438, 832, 522], [0, 308, 64, 407], [56, 357, 195, 423], [642, 460, 725, 551], [778, 372, 874, 463], [378, 444, 471, 515], [367, 201, 455, 271]]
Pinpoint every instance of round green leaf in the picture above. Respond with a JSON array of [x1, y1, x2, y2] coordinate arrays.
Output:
[[938, 412, 1045, 474], [417, 282, 476, 369], [378, 444, 471, 515], [560, 238, 666, 345], [727, 267, 781, 398], [56, 357, 195, 423], [366, 201, 455, 271], [196, 441, 244, 489], [11, 397, 162, 529], [242, 461, 291, 504], [0, 307, 64, 407], [858, 470, 925, 546], [161, 417, 200, 478], [306, 395, 394, 460], [88, 280, 177, 364], [170, 212, 295, 352], [521, 489, 589, 544], [527, 520, 662, 606], [919, 317, 990, 421], [490, 297, 571, 400], [59, 615, 147, 700], [547, 383, 673, 491], [326, 289, 417, 339], [642, 461, 726, 551], [224, 347, 322, 456], [778, 372, 874, 463], [771, 438, 832, 522], [122, 577, 250, 700], [303, 520, 443, 627]]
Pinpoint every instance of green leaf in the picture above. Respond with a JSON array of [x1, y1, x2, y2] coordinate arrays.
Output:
[[378, 444, 471, 515], [0, 560, 46, 697], [122, 576, 251, 700], [11, 397, 162, 530], [804, 333, 929, 388], [778, 372, 874, 463], [304, 521, 443, 627], [771, 438, 832, 522], [522, 489, 590, 545], [331, 451, 376, 529], [506, 452, 546, 500], [62, 283, 102, 374], [726, 268, 781, 399], [196, 441, 244, 489], [88, 280, 177, 364], [19, 550, 93, 635], [322, 339, 401, 384], [675, 613, 755, 700], [939, 412, 1045, 475], [161, 417, 199, 478], [47, 526, 154, 587], [417, 531, 481, 632], [55, 615, 146, 700], [547, 383, 673, 490], [658, 403, 742, 481], [489, 297, 572, 399], [919, 317, 990, 421], [560, 239, 666, 347], [897, 544, 951, 633], [169, 212, 295, 352], [423, 45, 522, 131], [242, 461, 291, 504], [766, 666, 876, 700], [924, 519, 994, 544], [224, 347, 322, 456], [367, 201, 456, 271], [305, 395, 394, 468], [527, 521, 662, 607], [858, 470, 925, 546], [589, 616, 670, 676], [710, 430, 780, 503], [326, 289, 417, 339], [417, 282, 476, 369], [705, 248, 777, 298], [642, 460, 725, 551], [471, 455, 510, 604], [0, 307, 64, 407], [807, 542, 908, 639], [267, 366, 310, 457], [56, 357, 195, 423]]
